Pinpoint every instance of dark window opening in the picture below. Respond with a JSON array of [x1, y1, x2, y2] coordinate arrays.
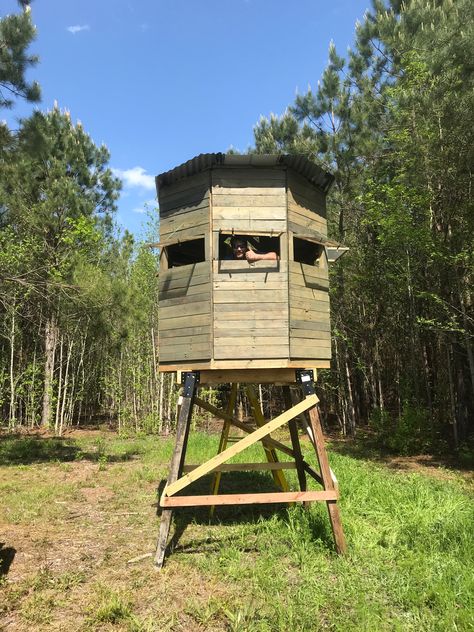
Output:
[[165, 238, 205, 268], [219, 234, 280, 260], [293, 237, 324, 266]]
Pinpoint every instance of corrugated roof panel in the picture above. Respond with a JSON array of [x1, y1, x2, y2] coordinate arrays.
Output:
[[156, 153, 334, 192]]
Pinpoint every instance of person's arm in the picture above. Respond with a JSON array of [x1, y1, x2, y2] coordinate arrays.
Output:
[[245, 250, 278, 262]]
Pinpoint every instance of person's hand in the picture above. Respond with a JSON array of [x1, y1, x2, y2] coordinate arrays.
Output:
[[245, 250, 260, 262]]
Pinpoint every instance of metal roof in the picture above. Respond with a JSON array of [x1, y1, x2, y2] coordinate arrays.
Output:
[[156, 153, 334, 193]]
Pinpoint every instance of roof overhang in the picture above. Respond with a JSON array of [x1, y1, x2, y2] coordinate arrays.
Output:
[[156, 153, 334, 194]]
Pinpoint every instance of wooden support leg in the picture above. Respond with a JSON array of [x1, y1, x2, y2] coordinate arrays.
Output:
[[306, 398, 346, 554], [282, 386, 307, 500], [155, 372, 199, 569]]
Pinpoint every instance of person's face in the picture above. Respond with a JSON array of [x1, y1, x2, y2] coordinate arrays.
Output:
[[232, 241, 247, 259]]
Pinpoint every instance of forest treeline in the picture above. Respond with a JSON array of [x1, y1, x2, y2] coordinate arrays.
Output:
[[253, 0, 474, 452], [1, 1, 473, 455]]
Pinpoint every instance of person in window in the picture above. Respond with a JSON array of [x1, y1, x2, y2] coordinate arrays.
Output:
[[230, 236, 278, 262]]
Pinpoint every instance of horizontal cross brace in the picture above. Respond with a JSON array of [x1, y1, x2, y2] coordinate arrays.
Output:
[[165, 394, 318, 497], [161, 490, 338, 507], [182, 462, 297, 473]]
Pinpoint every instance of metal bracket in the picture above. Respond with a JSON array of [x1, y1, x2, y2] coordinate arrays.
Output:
[[181, 371, 200, 397], [295, 369, 315, 397]]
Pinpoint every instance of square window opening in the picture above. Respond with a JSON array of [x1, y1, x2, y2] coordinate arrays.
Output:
[[293, 237, 325, 266], [165, 238, 205, 268], [219, 234, 280, 260]]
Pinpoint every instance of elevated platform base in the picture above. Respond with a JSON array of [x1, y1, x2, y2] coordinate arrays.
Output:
[[155, 370, 346, 568]]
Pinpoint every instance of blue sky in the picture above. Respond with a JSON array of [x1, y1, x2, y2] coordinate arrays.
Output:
[[3, 0, 370, 238]]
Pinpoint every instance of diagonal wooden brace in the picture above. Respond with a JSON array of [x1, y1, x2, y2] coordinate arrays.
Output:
[[194, 396, 296, 458], [163, 394, 318, 499]]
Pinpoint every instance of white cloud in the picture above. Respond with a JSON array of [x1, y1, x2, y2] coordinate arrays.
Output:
[[67, 24, 90, 34], [132, 199, 157, 214], [113, 166, 155, 191]]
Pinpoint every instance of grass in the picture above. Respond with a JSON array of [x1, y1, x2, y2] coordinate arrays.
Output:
[[0, 428, 472, 631]]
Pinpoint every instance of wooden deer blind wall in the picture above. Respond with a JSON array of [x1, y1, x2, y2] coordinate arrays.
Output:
[[156, 154, 332, 371]]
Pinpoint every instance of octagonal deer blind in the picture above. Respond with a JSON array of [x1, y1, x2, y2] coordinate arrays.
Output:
[[155, 153, 345, 374]]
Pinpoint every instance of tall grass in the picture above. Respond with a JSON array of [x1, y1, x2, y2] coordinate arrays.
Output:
[[0, 431, 472, 631]]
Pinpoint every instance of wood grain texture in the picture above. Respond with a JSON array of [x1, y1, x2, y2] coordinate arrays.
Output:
[[161, 490, 338, 507]]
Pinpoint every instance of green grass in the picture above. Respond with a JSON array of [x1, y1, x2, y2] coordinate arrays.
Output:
[[0, 430, 472, 631]]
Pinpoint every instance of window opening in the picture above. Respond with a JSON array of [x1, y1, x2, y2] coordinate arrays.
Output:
[[293, 237, 325, 266], [219, 234, 280, 260], [165, 237, 205, 268]]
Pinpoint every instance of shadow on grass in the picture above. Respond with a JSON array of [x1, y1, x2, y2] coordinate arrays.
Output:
[[327, 431, 474, 473], [0, 542, 16, 577], [157, 470, 335, 557], [0, 435, 141, 466]]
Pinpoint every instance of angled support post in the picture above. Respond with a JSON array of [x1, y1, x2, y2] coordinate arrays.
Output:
[[296, 370, 347, 554], [282, 386, 307, 502], [154, 371, 199, 569]]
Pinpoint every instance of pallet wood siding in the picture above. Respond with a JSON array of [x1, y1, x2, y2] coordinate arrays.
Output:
[[212, 261, 289, 359], [289, 260, 331, 360], [287, 170, 327, 236], [159, 172, 210, 243], [287, 172, 331, 361], [211, 167, 287, 234], [159, 262, 212, 362], [211, 167, 289, 360]]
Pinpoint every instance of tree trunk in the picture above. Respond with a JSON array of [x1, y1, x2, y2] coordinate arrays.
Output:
[[41, 314, 58, 427]]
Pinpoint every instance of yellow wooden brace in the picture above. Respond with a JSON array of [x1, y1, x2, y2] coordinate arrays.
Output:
[[164, 394, 318, 497], [245, 385, 289, 492]]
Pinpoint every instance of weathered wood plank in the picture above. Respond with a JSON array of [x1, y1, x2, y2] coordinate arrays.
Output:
[[160, 286, 211, 309], [212, 194, 286, 207], [289, 297, 330, 313], [159, 261, 209, 281], [290, 306, 330, 320], [213, 260, 283, 274], [290, 274, 329, 291], [212, 186, 286, 196], [162, 490, 337, 507], [213, 280, 284, 291], [213, 219, 287, 233], [158, 171, 209, 199], [214, 326, 288, 338], [214, 345, 289, 359], [182, 462, 297, 472], [287, 171, 326, 214], [288, 219, 328, 242], [289, 261, 329, 281], [159, 344, 211, 362], [213, 270, 286, 283], [290, 329, 331, 340], [160, 274, 210, 292], [213, 289, 287, 303], [158, 358, 330, 371], [290, 319, 331, 332], [290, 343, 332, 359], [289, 286, 329, 302], [214, 336, 288, 346], [214, 306, 288, 320], [159, 300, 211, 320], [212, 206, 287, 220], [159, 326, 210, 339], [160, 208, 209, 237], [158, 313, 211, 331]]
